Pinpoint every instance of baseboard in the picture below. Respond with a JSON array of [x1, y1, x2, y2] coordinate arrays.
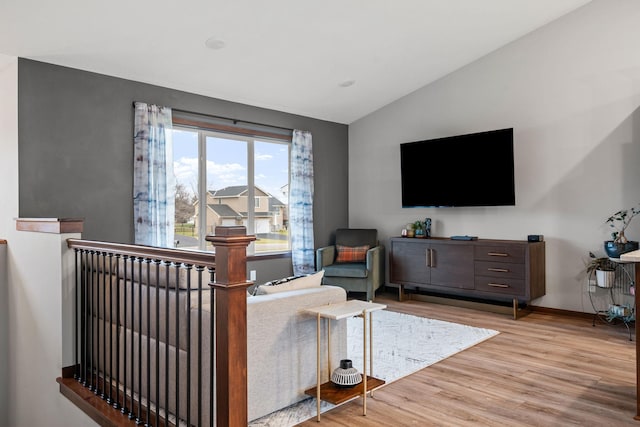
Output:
[[528, 305, 598, 320]]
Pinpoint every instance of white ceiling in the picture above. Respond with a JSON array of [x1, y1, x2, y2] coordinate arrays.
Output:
[[0, 0, 591, 124]]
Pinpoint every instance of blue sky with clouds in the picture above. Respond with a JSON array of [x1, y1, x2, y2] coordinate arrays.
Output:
[[172, 129, 289, 202]]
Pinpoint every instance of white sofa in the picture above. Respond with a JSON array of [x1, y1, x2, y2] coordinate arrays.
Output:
[[90, 263, 347, 425]]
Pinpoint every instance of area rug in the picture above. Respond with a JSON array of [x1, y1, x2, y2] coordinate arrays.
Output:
[[249, 309, 499, 426]]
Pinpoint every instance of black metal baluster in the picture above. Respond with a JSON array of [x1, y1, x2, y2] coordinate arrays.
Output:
[[121, 255, 129, 415], [94, 250, 101, 395], [136, 257, 143, 425], [114, 254, 121, 410], [174, 263, 181, 425], [129, 256, 136, 419], [107, 252, 114, 405], [88, 250, 95, 392], [94, 251, 100, 396], [196, 265, 204, 427], [81, 249, 88, 387], [185, 264, 192, 427], [164, 260, 170, 426], [145, 258, 152, 427], [101, 251, 107, 399], [154, 259, 161, 427], [73, 248, 80, 381], [209, 266, 215, 427]]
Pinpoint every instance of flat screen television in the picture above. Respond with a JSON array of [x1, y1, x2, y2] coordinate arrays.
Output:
[[400, 128, 515, 208]]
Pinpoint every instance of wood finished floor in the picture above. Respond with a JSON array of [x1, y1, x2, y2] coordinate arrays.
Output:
[[297, 292, 638, 427]]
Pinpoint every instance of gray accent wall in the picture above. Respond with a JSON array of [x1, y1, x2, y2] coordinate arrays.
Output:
[[18, 59, 348, 248]]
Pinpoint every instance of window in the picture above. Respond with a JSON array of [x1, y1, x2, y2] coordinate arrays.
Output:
[[172, 126, 291, 254]]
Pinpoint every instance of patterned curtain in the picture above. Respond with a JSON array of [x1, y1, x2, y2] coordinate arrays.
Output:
[[133, 102, 175, 247], [290, 130, 315, 275]]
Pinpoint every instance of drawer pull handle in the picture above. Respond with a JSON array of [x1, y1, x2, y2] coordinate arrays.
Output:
[[488, 283, 509, 288], [488, 268, 509, 273], [487, 252, 509, 257], [425, 249, 430, 267]]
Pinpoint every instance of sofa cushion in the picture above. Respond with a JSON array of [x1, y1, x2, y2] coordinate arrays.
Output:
[[335, 244, 369, 263], [322, 263, 369, 278], [255, 270, 324, 295]]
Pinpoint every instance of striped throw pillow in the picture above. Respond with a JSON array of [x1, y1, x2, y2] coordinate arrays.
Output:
[[335, 244, 370, 263]]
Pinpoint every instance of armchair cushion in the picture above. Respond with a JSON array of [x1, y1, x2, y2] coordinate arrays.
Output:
[[335, 244, 370, 263], [323, 263, 369, 278]]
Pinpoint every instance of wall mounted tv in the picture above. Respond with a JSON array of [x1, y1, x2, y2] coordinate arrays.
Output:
[[400, 128, 515, 208]]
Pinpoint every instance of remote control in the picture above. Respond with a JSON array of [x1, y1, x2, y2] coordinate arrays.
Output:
[[450, 235, 478, 241]]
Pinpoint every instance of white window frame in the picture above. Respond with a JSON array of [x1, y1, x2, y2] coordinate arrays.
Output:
[[175, 125, 291, 254]]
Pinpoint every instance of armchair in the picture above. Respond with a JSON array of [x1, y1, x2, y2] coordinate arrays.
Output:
[[316, 228, 385, 301]]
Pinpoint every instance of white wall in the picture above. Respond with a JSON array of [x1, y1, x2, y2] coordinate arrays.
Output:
[[0, 51, 17, 427], [0, 53, 95, 426], [349, 0, 640, 312]]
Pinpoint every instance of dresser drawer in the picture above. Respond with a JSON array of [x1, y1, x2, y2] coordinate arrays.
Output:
[[474, 245, 525, 263], [474, 261, 525, 279], [475, 276, 526, 295]]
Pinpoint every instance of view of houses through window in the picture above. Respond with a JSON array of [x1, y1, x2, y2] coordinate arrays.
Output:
[[172, 127, 290, 253]]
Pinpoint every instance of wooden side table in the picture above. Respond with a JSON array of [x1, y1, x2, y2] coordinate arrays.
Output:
[[303, 299, 387, 421]]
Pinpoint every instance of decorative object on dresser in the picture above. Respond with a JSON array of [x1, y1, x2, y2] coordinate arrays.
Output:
[[403, 223, 415, 238], [413, 220, 426, 238], [424, 217, 432, 237], [402, 219, 432, 238], [389, 236, 545, 319]]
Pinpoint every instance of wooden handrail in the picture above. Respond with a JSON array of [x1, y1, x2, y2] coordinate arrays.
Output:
[[67, 238, 216, 268]]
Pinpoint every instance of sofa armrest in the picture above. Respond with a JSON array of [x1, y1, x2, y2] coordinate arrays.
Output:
[[316, 245, 336, 269]]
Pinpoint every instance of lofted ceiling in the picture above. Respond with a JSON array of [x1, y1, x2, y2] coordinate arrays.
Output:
[[0, 0, 591, 124]]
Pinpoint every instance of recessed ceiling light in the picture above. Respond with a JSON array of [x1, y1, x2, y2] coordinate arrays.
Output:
[[339, 80, 356, 88], [205, 37, 226, 50]]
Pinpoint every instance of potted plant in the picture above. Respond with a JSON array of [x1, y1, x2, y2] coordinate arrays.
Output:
[[413, 220, 425, 238], [586, 251, 616, 288], [605, 204, 640, 258]]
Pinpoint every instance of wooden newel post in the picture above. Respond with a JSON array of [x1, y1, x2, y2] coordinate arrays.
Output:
[[206, 226, 256, 427]]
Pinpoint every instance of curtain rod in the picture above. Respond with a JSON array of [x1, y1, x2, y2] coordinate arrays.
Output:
[[132, 102, 294, 133]]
